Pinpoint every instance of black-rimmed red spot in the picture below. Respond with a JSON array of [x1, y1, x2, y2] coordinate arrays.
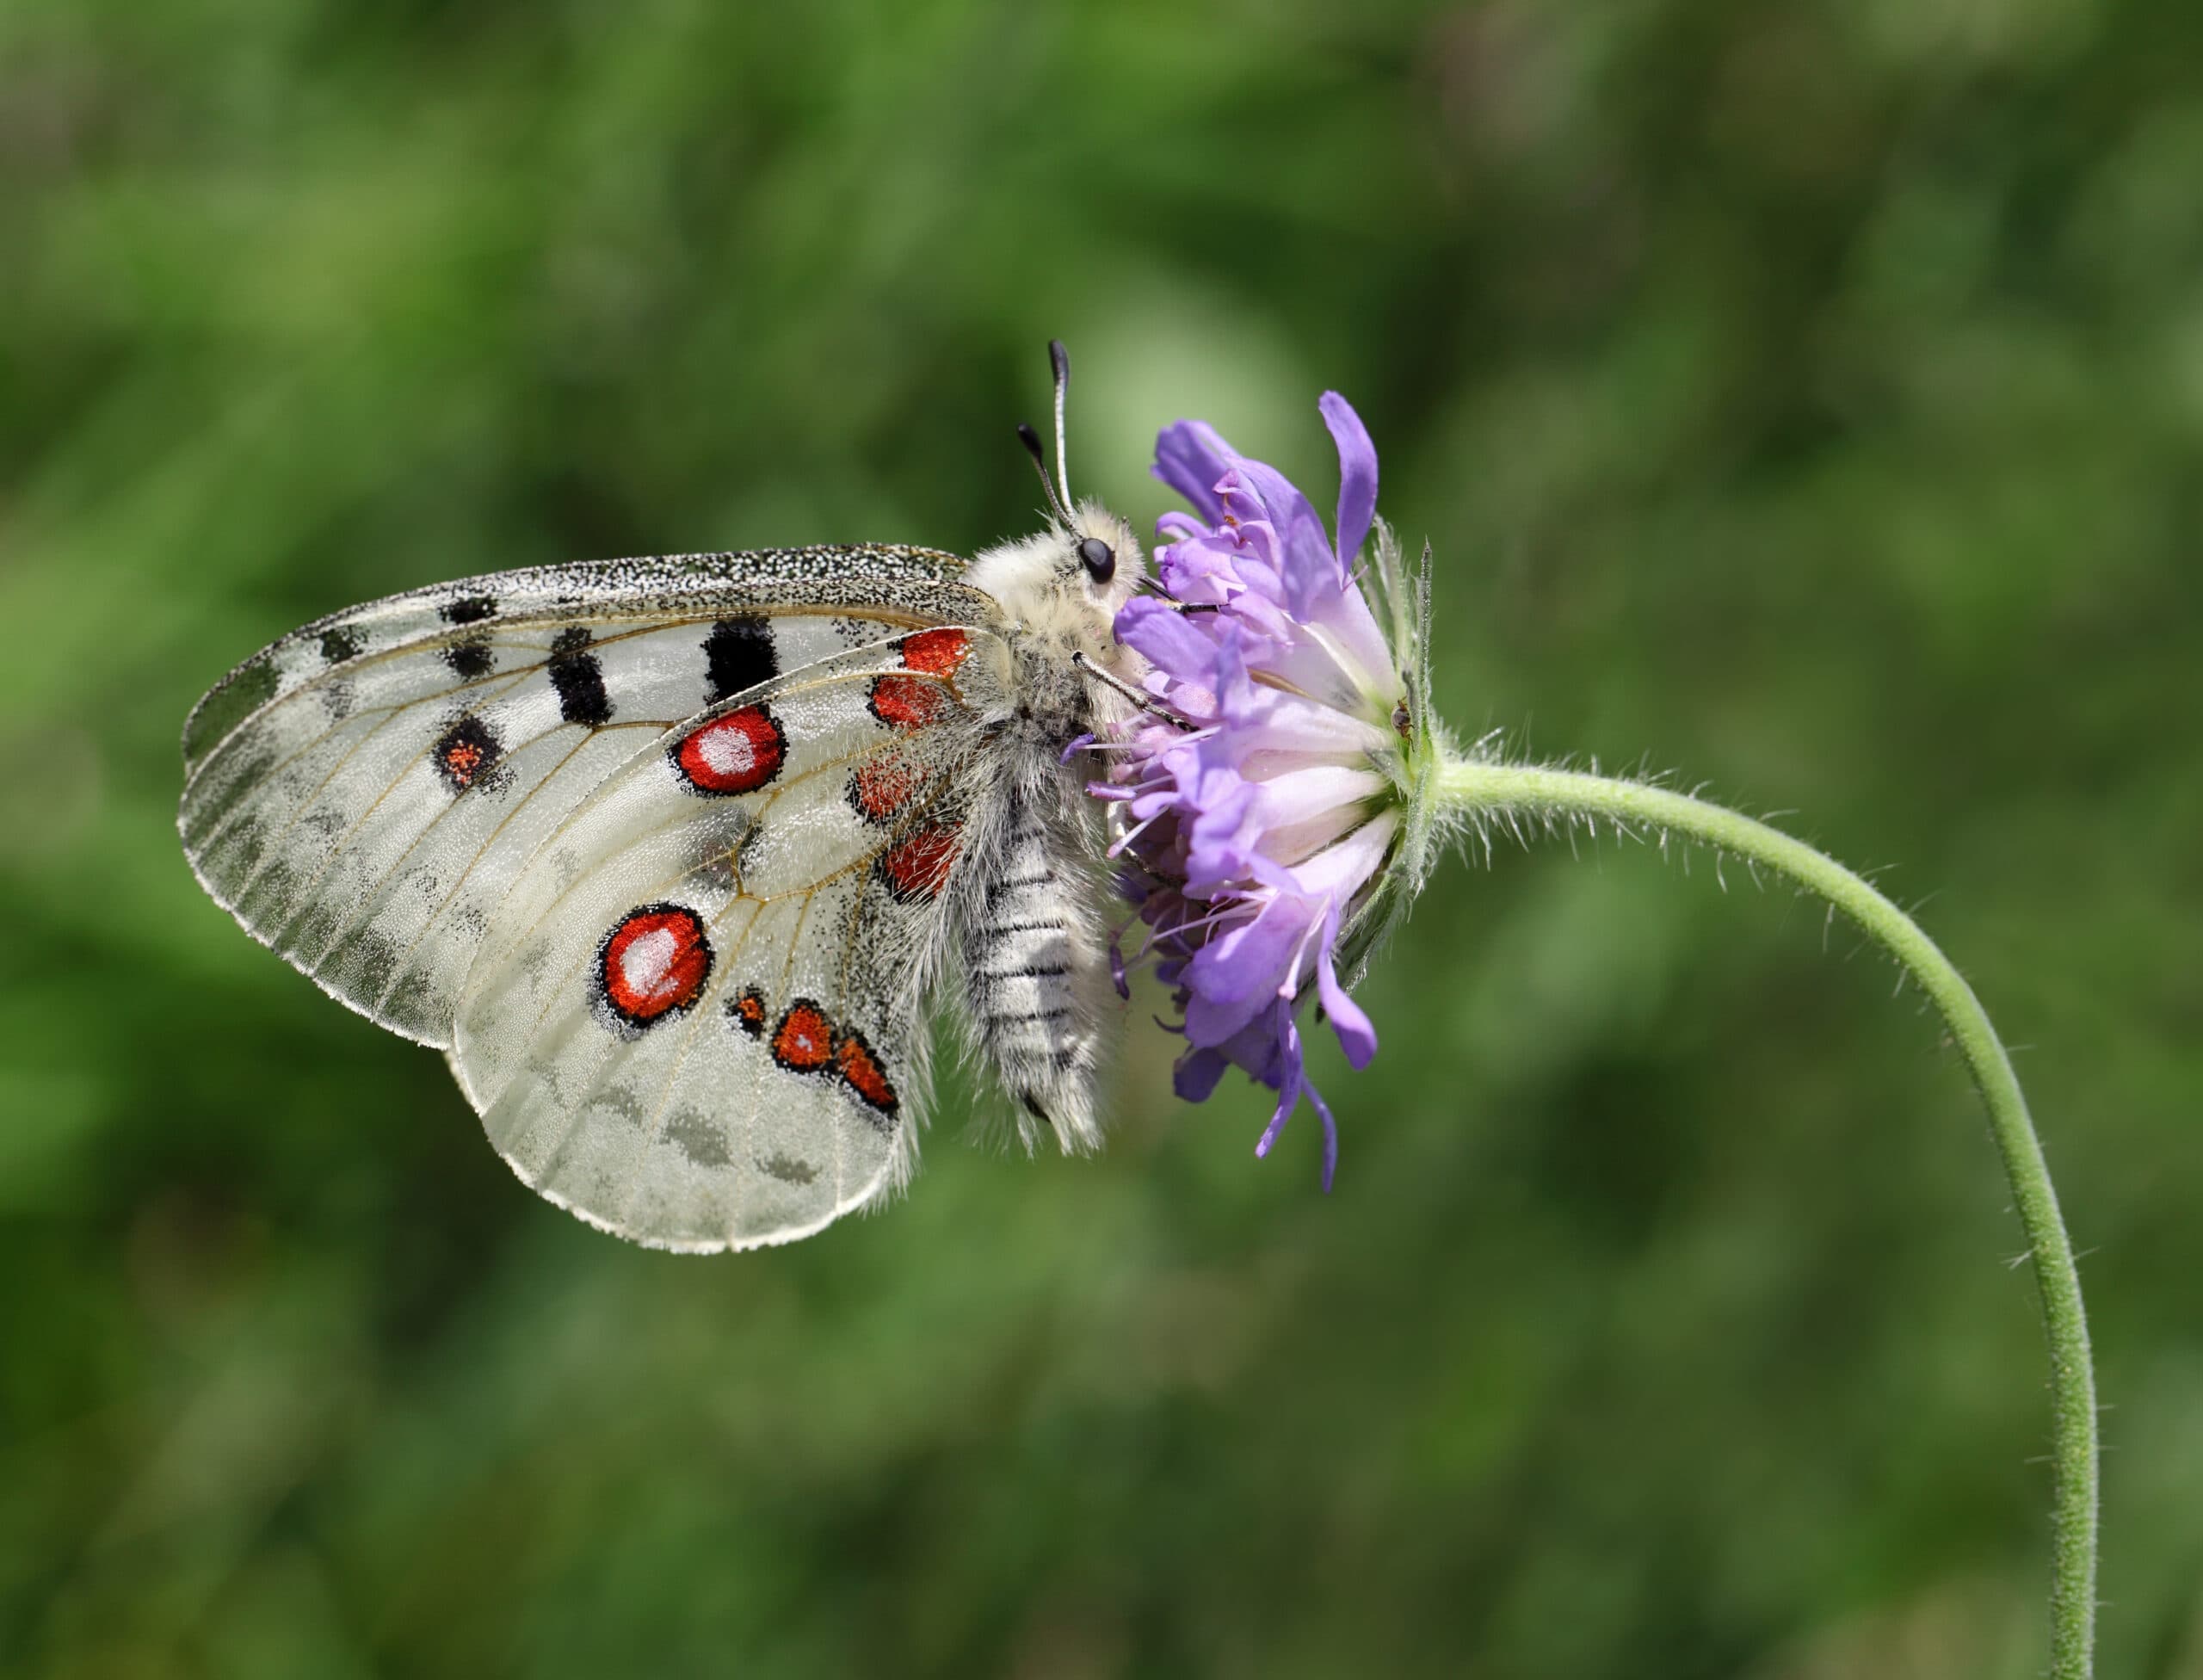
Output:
[[671, 705, 785, 794], [867, 628, 970, 731], [878, 823, 960, 901], [867, 674, 947, 730], [847, 753, 922, 824], [770, 1000, 834, 1072], [596, 904, 713, 1028], [833, 1028, 898, 1119], [432, 715, 503, 793], [899, 627, 970, 675], [727, 985, 768, 1038]]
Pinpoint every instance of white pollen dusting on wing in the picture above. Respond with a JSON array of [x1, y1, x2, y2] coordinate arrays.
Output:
[[695, 722, 759, 779], [620, 929, 682, 1000]]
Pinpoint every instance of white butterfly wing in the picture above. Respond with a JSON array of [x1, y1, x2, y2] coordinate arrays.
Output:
[[178, 546, 984, 1045], [448, 630, 1001, 1251]]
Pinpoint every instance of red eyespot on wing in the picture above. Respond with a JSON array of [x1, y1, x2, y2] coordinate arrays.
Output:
[[899, 627, 969, 675], [598, 905, 713, 1027], [848, 752, 921, 823], [867, 673, 947, 731], [833, 1029, 898, 1116], [771, 1000, 835, 1072], [728, 985, 767, 1038], [673, 705, 785, 794], [878, 823, 960, 901]]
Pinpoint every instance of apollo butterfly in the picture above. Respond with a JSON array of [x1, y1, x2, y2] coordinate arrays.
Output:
[[179, 344, 1151, 1251]]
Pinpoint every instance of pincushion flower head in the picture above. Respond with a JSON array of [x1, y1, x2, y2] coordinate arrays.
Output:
[[1096, 394, 1448, 1187], [1088, 383, 2096, 1680]]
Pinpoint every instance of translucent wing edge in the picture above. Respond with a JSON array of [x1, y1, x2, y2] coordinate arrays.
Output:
[[176, 834, 451, 1047]]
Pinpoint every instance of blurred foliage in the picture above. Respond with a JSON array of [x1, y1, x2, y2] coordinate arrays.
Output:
[[3, 0, 2200, 1675]]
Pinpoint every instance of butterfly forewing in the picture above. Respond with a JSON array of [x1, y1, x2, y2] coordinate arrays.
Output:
[[448, 633, 1002, 1251], [178, 546, 987, 1045]]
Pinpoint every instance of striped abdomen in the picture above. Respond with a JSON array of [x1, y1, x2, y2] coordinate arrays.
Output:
[[963, 797, 1103, 1148]]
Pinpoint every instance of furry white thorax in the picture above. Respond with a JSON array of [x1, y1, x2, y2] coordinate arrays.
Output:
[[963, 499, 1149, 691]]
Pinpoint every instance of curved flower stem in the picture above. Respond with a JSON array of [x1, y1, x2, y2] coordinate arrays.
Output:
[[1433, 757, 2098, 1679]]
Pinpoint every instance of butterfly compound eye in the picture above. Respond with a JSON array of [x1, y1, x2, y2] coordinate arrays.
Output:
[[1077, 537, 1116, 584]]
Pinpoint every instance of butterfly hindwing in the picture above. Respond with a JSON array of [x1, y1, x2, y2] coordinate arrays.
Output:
[[178, 547, 989, 1045], [447, 628, 1003, 1251]]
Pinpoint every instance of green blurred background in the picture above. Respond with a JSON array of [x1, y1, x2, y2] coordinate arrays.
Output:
[[3, 1, 2199, 1675]]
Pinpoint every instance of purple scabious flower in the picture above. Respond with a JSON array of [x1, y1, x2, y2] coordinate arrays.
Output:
[[1095, 394, 1436, 1189]]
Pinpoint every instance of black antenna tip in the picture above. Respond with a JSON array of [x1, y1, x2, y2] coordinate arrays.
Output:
[[1014, 420, 1074, 523], [1048, 339, 1070, 386]]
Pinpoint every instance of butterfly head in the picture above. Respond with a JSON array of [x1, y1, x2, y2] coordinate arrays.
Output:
[[966, 342, 1151, 681], [963, 499, 1147, 664]]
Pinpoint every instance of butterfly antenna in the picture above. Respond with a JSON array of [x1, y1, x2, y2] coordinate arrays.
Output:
[[1015, 422, 1076, 528], [1048, 338, 1074, 506]]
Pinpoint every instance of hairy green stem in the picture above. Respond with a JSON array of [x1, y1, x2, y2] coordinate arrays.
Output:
[[1433, 757, 2097, 1678]]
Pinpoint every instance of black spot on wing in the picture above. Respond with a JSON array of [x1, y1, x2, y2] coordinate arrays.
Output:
[[441, 595, 497, 625], [665, 1108, 732, 1169], [444, 638, 494, 680], [546, 626, 613, 726], [761, 1152, 818, 1186], [318, 626, 361, 664], [703, 615, 777, 704]]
